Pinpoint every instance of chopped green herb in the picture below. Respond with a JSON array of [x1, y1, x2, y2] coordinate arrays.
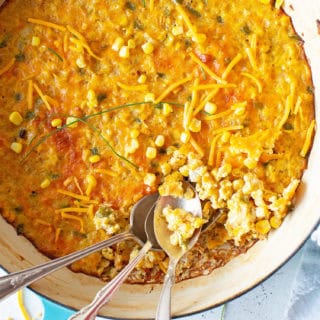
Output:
[[125, 1, 136, 10], [50, 173, 60, 180], [253, 101, 264, 109], [141, 0, 146, 7], [241, 24, 252, 35], [283, 122, 294, 130], [16, 224, 24, 235], [154, 102, 164, 109], [18, 128, 27, 139], [14, 206, 23, 213], [307, 86, 314, 94], [289, 34, 303, 43], [47, 47, 63, 62], [157, 72, 166, 78], [184, 38, 192, 48], [25, 110, 35, 120], [90, 147, 100, 155], [200, 66, 207, 80], [216, 15, 224, 23], [0, 39, 7, 48], [158, 147, 167, 154], [15, 52, 25, 62], [134, 19, 144, 30], [14, 92, 22, 101], [72, 230, 87, 239], [97, 93, 107, 103], [185, 6, 201, 18]]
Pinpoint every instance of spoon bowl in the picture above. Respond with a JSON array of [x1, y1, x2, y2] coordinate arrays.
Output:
[[154, 182, 203, 320]]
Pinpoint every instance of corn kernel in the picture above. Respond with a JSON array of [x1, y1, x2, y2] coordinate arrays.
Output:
[[87, 89, 98, 109], [10, 142, 23, 154], [162, 103, 173, 116], [125, 138, 139, 154], [89, 154, 101, 163], [86, 174, 97, 196], [244, 158, 257, 169], [188, 118, 201, 132], [76, 55, 86, 68], [270, 216, 282, 229], [141, 42, 154, 54], [155, 135, 165, 147], [9, 111, 23, 126], [127, 39, 136, 49], [192, 33, 207, 44], [130, 129, 140, 138], [119, 45, 130, 58], [112, 37, 125, 52], [40, 178, 51, 189], [172, 25, 183, 36], [138, 74, 147, 84], [180, 131, 191, 143], [144, 92, 155, 103], [220, 131, 231, 143], [66, 117, 78, 128], [144, 173, 156, 186], [51, 118, 62, 128], [31, 36, 40, 46], [255, 219, 271, 235], [204, 102, 217, 114], [160, 163, 171, 175], [146, 146, 157, 159]]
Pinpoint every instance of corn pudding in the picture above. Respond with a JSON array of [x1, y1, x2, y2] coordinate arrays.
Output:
[[0, 0, 315, 283]]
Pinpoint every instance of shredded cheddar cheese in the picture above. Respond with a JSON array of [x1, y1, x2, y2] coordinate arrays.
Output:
[[0, 58, 15, 76], [61, 212, 84, 232], [27, 80, 33, 110], [57, 189, 90, 201], [33, 83, 51, 110], [222, 53, 242, 79], [117, 82, 148, 91], [241, 72, 262, 93], [27, 17, 66, 32], [300, 120, 316, 157]]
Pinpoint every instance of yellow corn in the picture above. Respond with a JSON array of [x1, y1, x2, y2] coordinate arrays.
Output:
[[255, 219, 271, 235], [130, 129, 140, 138], [31, 36, 40, 46], [89, 155, 101, 163], [188, 118, 201, 132], [138, 74, 147, 84], [270, 216, 282, 229], [128, 39, 136, 49], [162, 103, 173, 116], [146, 146, 157, 159], [66, 117, 78, 128], [40, 178, 51, 189], [51, 118, 62, 127], [180, 131, 191, 143], [155, 135, 165, 147], [85, 174, 97, 196], [141, 42, 154, 54], [112, 37, 125, 52], [9, 111, 23, 126], [144, 92, 155, 103], [87, 89, 98, 109], [10, 142, 23, 154], [144, 173, 156, 186], [119, 46, 130, 58], [204, 102, 217, 115]]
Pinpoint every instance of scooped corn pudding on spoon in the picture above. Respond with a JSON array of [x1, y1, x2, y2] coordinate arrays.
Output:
[[0, 0, 315, 284]]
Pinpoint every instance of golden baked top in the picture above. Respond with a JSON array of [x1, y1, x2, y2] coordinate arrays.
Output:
[[0, 0, 314, 283]]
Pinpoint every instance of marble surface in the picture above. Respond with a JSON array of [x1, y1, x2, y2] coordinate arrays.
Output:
[[1, 233, 319, 320]]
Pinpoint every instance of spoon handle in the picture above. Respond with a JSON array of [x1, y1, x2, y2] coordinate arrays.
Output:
[[69, 240, 153, 320], [0, 231, 133, 301], [155, 258, 177, 320]]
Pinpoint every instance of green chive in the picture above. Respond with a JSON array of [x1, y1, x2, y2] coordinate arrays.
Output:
[[47, 47, 63, 62]]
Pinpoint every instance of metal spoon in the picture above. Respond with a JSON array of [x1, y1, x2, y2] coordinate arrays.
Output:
[[154, 183, 202, 320], [69, 204, 161, 320], [0, 193, 159, 301]]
